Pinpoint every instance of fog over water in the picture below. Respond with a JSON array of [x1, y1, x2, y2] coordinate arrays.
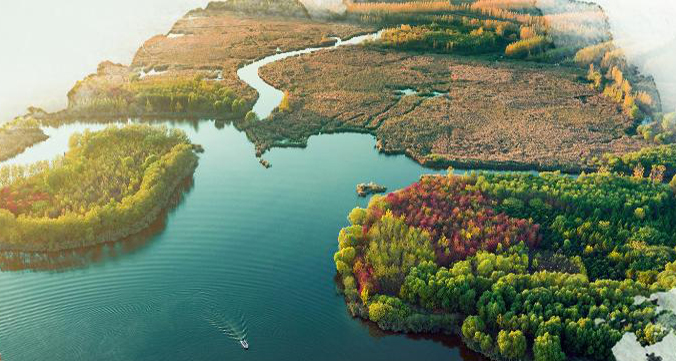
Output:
[[0, 0, 208, 122], [0, 0, 675, 123], [590, 0, 676, 112]]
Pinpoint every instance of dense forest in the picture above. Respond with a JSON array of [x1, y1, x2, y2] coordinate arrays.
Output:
[[594, 144, 676, 184], [0, 125, 199, 251], [335, 171, 676, 360], [67, 73, 249, 119]]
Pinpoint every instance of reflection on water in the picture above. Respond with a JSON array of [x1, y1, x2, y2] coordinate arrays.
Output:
[[0, 120, 486, 361], [360, 321, 488, 361], [0, 176, 194, 272], [1, 118, 206, 167]]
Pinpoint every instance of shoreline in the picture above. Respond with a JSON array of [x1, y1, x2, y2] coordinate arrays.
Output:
[[0, 177, 193, 271], [0, 154, 198, 253], [0, 127, 49, 163], [251, 125, 589, 176]]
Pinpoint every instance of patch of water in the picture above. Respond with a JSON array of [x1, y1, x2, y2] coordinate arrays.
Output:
[[139, 68, 168, 79], [394, 88, 448, 98], [237, 31, 383, 119]]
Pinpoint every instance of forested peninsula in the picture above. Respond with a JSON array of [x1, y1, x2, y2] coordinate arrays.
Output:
[[0, 125, 199, 251], [335, 171, 676, 361]]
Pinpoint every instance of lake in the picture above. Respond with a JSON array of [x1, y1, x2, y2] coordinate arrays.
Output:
[[0, 121, 487, 361], [3, 1, 667, 359]]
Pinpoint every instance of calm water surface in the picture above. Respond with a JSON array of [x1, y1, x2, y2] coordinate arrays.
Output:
[[238, 32, 382, 119], [0, 121, 486, 361]]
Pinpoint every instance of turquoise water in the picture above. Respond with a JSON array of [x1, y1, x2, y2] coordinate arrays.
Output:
[[0, 121, 486, 361]]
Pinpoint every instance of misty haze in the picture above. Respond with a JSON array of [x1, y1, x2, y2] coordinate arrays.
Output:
[[1, 1, 675, 361]]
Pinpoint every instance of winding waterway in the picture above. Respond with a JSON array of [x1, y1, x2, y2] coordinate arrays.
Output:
[[0, 119, 493, 361], [0, 28, 546, 359], [238, 31, 382, 119], [1, 2, 672, 359]]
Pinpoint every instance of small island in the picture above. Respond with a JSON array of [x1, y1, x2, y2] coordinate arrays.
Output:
[[0, 125, 199, 252], [335, 170, 676, 361], [259, 158, 271, 169], [0, 117, 48, 163], [356, 182, 387, 197]]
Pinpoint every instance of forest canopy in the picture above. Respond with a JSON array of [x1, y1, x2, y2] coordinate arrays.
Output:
[[0, 125, 199, 251], [335, 171, 676, 360], [67, 74, 249, 119]]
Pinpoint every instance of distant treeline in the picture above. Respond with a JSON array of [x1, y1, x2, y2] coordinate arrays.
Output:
[[68, 75, 250, 119]]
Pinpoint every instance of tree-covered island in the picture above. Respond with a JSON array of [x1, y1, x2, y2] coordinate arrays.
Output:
[[0, 125, 199, 252]]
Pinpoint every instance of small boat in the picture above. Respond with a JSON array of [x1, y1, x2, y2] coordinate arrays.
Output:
[[240, 339, 249, 350]]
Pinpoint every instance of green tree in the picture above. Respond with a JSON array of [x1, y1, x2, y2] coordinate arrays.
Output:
[[245, 110, 259, 123], [348, 207, 368, 226], [462, 316, 485, 340], [279, 91, 291, 112], [534, 332, 566, 361], [145, 99, 154, 113], [364, 211, 434, 293], [498, 330, 526, 360]]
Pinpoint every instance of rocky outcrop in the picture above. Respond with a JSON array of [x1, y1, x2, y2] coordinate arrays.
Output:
[[356, 182, 386, 197]]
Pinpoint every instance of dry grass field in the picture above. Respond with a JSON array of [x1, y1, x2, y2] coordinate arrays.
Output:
[[251, 46, 647, 171], [57, 2, 653, 172], [66, 10, 373, 112], [130, 11, 373, 98]]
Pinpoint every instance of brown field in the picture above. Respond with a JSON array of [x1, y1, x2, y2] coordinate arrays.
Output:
[[53, 4, 651, 173], [0, 126, 48, 163], [130, 10, 371, 100], [251, 46, 647, 171], [66, 10, 373, 110]]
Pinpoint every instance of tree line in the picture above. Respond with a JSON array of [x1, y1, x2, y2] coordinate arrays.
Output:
[[69, 75, 249, 119], [334, 171, 676, 361], [0, 125, 199, 251]]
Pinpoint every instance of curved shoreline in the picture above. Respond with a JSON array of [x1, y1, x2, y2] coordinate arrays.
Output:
[[0, 177, 194, 272], [237, 31, 382, 119], [0, 127, 49, 163], [0, 125, 200, 254], [0, 158, 198, 253], [251, 124, 586, 176]]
